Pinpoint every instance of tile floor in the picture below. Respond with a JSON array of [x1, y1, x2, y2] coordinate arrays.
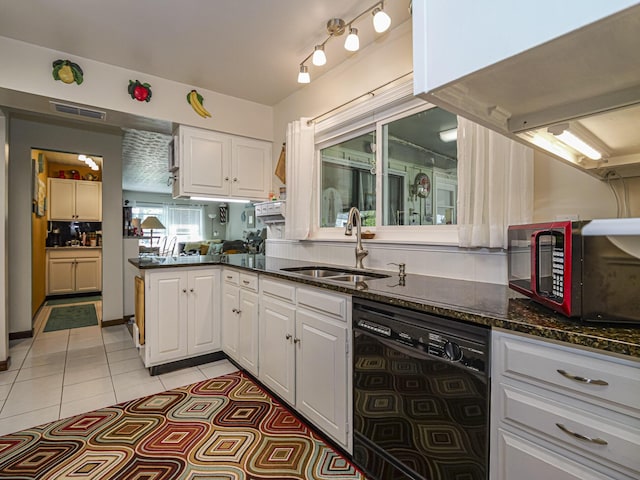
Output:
[[0, 300, 238, 436]]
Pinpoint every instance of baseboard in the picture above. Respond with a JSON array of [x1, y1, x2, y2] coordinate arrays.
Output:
[[9, 330, 33, 340], [0, 357, 11, 372], [101, 318, 127, 328], [149, 351, 228, 376]]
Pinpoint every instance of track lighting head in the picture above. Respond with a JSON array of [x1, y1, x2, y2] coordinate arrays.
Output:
[[372, 6, 391, 33], [312, 45, 327, 66], [344, 27, 360, 52], [297, 65, 310, 84]]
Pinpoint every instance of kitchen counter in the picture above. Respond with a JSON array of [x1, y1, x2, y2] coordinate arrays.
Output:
[[129, 254, 640, 358]]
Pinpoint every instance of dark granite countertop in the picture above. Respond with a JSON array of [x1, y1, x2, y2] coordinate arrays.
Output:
[[128, 254, 640, 358]]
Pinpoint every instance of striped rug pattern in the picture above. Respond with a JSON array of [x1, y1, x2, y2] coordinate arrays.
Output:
[[0, 371, 365, 479]]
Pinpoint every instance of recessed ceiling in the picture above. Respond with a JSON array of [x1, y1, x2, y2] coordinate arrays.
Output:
[[0, 0, 412, 106]]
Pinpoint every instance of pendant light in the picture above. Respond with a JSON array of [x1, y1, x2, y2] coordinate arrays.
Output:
[[372, 6, 391, 33], [344, 27, 360, 52], [312, 45, 327, 66]]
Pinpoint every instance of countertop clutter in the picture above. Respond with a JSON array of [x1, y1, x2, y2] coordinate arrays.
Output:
[[128, 254, 640, 358]]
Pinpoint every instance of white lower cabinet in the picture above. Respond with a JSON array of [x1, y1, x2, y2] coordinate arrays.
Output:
[[491, 330, 640, 480], [221, 269, 259, 376], [144, 267, 220, 367], [259, 278, 352, 452], [46, 248, 102, 295]]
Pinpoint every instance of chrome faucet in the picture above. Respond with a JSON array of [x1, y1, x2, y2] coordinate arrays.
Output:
[[345, 207, 368, 269]]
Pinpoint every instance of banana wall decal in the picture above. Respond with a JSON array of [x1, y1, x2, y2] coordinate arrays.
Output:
[[187, 89, 212, 118]]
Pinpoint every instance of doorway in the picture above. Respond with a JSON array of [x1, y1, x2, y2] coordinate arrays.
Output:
[[31, 149, 104, 327]]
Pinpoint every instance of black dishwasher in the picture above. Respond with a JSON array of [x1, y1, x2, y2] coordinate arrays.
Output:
[[353, 298, 490, 480]]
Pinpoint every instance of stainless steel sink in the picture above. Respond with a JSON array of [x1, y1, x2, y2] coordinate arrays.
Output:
[[280, 266, 389, 281], [328, 274, 386, 282]]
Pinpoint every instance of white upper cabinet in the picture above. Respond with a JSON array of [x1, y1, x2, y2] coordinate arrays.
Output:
[[172, 125, 271, 201], [48, 178, 102, 221]]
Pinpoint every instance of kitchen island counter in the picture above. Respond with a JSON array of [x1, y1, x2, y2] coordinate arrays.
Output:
[[128, 254, 640, 358]]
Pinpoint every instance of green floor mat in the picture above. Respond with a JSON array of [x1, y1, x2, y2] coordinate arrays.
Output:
[[44, 304, 99, 332], [45, 295, 102, 306]]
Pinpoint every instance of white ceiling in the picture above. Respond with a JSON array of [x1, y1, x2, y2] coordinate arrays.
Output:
[[0, 0, 412, 106]]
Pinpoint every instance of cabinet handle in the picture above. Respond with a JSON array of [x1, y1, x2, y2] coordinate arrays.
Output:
[[556, 423, 608, 446], [557, 369, 608, 386], [285, 334, 292, 341], [224, 177, 229, 181], [190, 288, 194, 293], [226, 275, 233, 279], [293, 337, 300, 344], [231, 308, 237, 313], [242, 280, 250, 285], [233, 177, 238, 182], [182, 289, 187, 293]]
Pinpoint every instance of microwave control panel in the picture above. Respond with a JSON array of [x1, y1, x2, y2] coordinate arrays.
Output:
[[552, 246, 565, 299]]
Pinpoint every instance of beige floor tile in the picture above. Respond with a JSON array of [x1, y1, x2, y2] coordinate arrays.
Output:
[[63, 363, 111, 386], [60, 391, 117, 419], [114, 379, 165, 404], [159, 368, 206, 391], [0, 406, 60, 436], [62, 377, 114, 404], [199, 360, 239, 379], [0, 369, 18, 386], [108, 356, 146, 376], [0, 377, 62, 418], [107, 347, 139, 364], [22, 350, 67, 369], [16, 362, 65, 383]]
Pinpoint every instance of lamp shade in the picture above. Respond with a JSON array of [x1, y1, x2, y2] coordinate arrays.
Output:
[[141, 216, 165, 230]]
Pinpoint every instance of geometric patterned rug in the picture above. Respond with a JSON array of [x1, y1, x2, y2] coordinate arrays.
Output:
[[0, 371, 366, 479]]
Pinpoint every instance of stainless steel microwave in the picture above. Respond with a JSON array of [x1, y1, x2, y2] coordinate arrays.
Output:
[[508, 219, 640, 325]]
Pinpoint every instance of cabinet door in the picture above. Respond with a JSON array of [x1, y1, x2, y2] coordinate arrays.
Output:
[[187, 269, 221, 356], [231, 137, 271, 200], [237, 289, 259, 376], [296, 308, 348, 446], [221, 283, 240, 359], [47, 257, 76, 295], [259, 296, 296, 405], [47, 178, 76, 220], [181, 127, 231, 197], [74, 181, 102, 221], [147, 271, 189, 365], [74, 256, 102, 293]]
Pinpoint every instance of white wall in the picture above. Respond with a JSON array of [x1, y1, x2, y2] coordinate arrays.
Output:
[[0, 111, 8, 361], [9, 115, 123, 333], [0, 36, 273, 142]]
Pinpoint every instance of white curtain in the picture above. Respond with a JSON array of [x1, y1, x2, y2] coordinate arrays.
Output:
[[457, 116, 533, 249], [285, 118, 315, 240]]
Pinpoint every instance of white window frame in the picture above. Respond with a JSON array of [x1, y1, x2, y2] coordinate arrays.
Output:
[[312, 80, 459, 245]]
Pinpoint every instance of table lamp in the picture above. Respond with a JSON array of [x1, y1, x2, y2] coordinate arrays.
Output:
[[141, 216, 165, 247]]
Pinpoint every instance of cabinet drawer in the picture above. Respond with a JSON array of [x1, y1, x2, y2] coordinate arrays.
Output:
[[495, 333, 640, 413], [261, 278, 296, 303], [499, 384, 640, 476], [297, 287, 347, 321], [496, 429, 617, 480], [239, 273, 258, 292], [223, 269, 239, 285]]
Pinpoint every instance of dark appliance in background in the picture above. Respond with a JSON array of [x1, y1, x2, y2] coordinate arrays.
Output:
[[353, 298, 490, 480], [508, 220, 640, 324]]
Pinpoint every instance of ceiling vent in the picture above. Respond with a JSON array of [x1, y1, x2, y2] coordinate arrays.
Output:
[[49, 101, 106, 121]]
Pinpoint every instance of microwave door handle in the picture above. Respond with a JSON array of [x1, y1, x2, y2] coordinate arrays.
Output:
[[530, 230, 549, 296]]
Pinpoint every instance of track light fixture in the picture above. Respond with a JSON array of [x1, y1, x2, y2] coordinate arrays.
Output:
[[297, 1, 391, 84], [344, 27, 360, 52]]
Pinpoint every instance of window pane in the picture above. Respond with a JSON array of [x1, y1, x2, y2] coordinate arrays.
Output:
[[382, 107, 458, 226], [320, 132, 376, 228]]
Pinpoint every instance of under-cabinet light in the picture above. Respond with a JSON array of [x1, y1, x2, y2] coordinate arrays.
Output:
[[190, 197, 251, 204], [548, 124, 602, 160], [438, 128, 458, 143]]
